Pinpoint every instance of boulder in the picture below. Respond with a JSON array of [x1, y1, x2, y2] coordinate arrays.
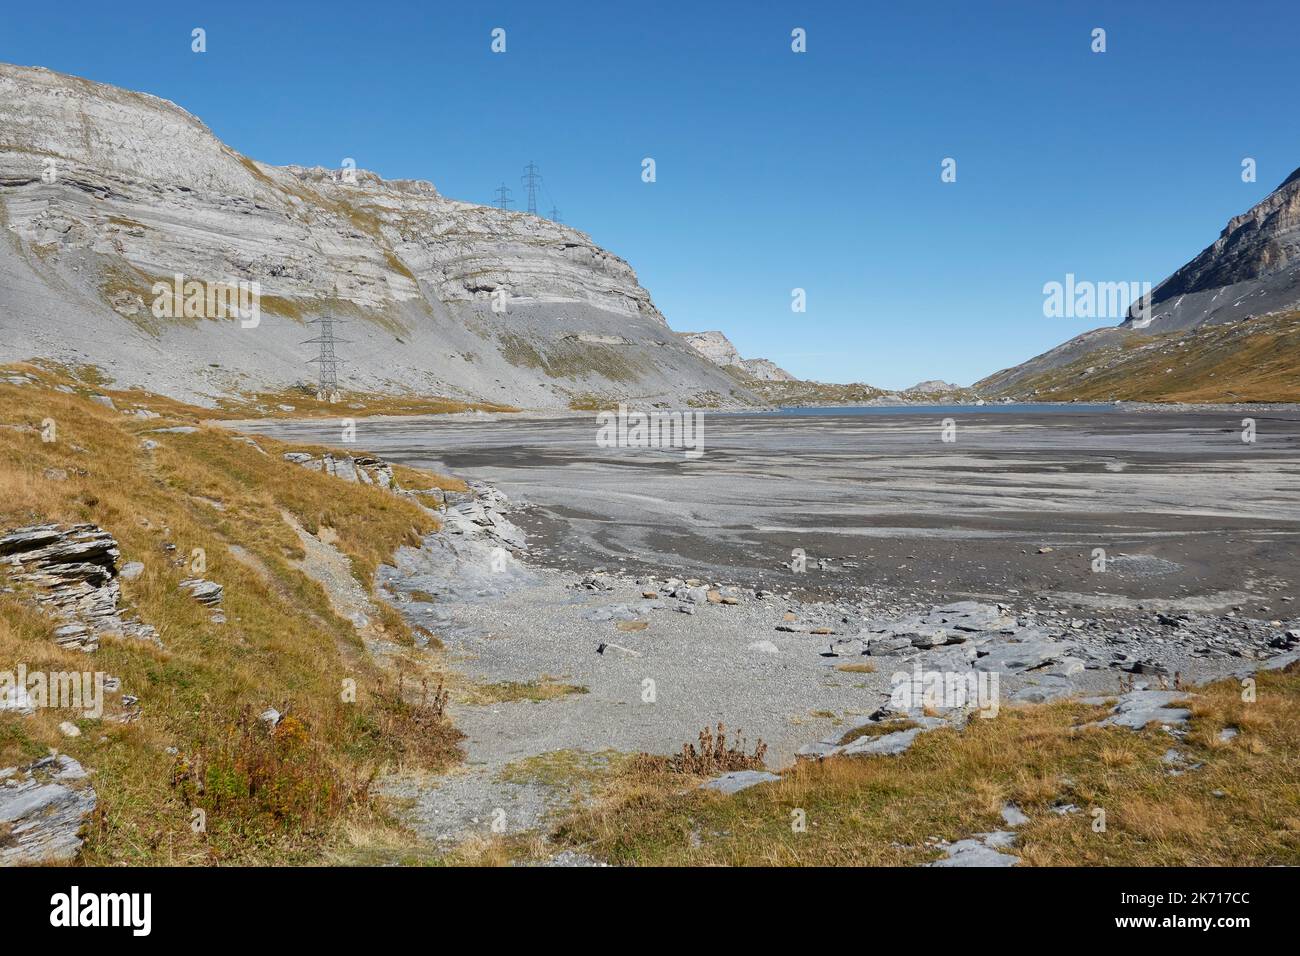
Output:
[[0, 754, 97, 865], [0, 524, 159, 649]]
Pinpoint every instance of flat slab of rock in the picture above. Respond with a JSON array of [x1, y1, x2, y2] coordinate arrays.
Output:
[[179, 578, 223, 607], [700, 770, 781, 795], [975, 639, 1070, 673], [1011, 675, 1078, 703], [1093, 690, 1194, 730], [928, 836, 1020, 867], [1000, 803, 1029, 827], [0, 754, 97, 864], [841, 727, 924, 756]]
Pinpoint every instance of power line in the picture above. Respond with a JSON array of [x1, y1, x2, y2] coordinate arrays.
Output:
[[493, 183, 514, 210], [521, 161, 542, 216], [548, 205, 561, 223]]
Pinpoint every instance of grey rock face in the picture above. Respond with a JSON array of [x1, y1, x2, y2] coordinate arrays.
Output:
[[977, 165, 1300, 395], [678, 330, 796, 382], [0, 523, 159, 649], [0, 754, 97, 865], [739, 357, 798, 382], [902, 380, 965, 396], [1146, 166, 1300, 316], [0, 63, 755, 410], [679, 331, 745, 367]]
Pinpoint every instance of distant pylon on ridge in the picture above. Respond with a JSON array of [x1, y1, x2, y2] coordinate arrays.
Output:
[[549, 205, 561, 223], [521, 161, 542, 216], [493, 183, 514, 210]]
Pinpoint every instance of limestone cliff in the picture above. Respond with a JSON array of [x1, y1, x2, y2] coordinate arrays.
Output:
[[678, 330, 796, 382], [0, 63, 756, 409]]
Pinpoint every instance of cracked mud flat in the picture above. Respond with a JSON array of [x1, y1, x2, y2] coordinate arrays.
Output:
[[244, 409, 1300, 852]]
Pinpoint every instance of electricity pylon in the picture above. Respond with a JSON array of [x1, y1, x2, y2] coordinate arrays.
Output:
[[304, 313, 348, 402], [521, 161, 542, 215]]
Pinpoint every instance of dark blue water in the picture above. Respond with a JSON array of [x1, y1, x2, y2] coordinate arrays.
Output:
[[767, 403, 1116, 416]]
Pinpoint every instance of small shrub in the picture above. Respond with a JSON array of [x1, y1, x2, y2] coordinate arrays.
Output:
[[644, 723, 767, 776]]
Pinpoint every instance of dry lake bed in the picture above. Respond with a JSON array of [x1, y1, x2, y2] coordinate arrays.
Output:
[[236, 406, 1300, 842], [247, 406, 1300, 614]]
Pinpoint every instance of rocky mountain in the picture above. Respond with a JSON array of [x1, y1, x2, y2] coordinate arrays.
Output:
[[902, 379, 967, 397], [678, 330, 796, 382], [979, 166, 1300, 400], [0, 63, 757, 409]]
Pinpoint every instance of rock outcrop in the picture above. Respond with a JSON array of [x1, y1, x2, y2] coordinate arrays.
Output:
[[678, 330, 796, 382], [0, 753, 97, 864], [0, 523, 159, 649], [1138, 166, 1300, 330], [0, 63, 757, 410], [902, 379, 965, 397]]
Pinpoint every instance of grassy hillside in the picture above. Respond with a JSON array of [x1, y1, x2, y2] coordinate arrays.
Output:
[[0, 363, 467, 864], [990, 311, 1300, 403]]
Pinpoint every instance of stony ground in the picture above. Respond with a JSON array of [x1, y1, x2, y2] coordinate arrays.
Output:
[[242, 408, 1300, 856], [371, 478, 1297, 852]]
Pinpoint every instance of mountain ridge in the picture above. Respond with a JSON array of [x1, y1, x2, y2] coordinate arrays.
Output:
[[979, 165, 1300, 401], [0, 62, 758, 409]]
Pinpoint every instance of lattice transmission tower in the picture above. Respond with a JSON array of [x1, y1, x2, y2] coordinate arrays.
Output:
[[304, 313, 348, 402], [521, 161, 542, 216], [493, 184, 514, 210]]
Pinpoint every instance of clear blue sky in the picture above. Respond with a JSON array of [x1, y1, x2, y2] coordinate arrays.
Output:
[[4, 1, 1297, 388]]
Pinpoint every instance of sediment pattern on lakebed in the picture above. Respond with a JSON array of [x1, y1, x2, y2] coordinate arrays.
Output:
[[244, 407, 1300, 860]]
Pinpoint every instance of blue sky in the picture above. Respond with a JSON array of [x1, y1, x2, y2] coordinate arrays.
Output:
[[4, 1, 1298, 388]]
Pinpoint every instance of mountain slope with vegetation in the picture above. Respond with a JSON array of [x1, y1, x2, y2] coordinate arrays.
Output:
[[980, 166, 1300, 402], [0, 363, 471, 864], [983, 310, 1300, 403]]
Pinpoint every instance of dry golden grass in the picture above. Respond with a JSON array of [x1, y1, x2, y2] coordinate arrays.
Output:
[[466, 677, 589, 705], [636, 723, 768, 777], [834, 662, 876, 673], [553, 664, 1300, 866], [0, 367, 469, 863], [210, 388, 517, 421], [1005, 311, 1300, 403], [390, 464, 468, 495], [11, 360, 515, 422]]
